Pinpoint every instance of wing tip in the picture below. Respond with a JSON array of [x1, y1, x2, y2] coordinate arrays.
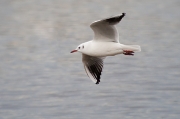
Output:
[[83, 64, 102, 85], [122, 13, 126, 16], [95, 79, 100, 84], [121, 13, 126, 18], [96, 82, 99, 85], [105, 12, 126, 25]]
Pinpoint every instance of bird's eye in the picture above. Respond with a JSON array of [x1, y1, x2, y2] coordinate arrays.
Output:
[[82, 46, 84, 49], [78, 47, 80, 49]]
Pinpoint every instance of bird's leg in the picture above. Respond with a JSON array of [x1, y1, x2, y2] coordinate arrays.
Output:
[[123, 50, 134, 56]]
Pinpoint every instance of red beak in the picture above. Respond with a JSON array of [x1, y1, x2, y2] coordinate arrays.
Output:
[[70, 50, 77, 53]]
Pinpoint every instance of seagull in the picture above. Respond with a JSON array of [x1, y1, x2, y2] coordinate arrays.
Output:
[[71, 13, 141, 84]]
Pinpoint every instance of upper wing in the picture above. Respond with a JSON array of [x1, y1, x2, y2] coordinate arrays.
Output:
[[82, 54, 105, 84], [90, 13, 125, 43]]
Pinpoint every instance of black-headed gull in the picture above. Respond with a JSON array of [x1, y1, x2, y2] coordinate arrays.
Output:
[[71, 13, 141, 84]]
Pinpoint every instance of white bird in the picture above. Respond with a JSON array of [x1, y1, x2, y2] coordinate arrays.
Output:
[[71, 13, 141, 84]]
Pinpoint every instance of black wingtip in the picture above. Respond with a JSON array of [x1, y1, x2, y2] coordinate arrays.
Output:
[[106, 13, 126, 25], [96, 80, 100, 84], [121, 13, 126, 18], [96, 82, 99, 84]]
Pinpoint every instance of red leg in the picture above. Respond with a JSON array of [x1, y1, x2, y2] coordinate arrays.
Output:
[[123, 50, 134, 56]]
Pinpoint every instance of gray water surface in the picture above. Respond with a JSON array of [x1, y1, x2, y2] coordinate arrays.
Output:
[[0, 0, 180, 119]]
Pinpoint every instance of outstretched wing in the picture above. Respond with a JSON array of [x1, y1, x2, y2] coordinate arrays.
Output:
[[82, 54, 105, 84], [90, 13, 125, 43]]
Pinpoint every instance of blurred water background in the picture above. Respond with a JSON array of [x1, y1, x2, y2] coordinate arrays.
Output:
[[0, 0, 180, 119]]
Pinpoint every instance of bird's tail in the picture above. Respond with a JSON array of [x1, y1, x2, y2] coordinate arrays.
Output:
[[122, 45, 141, 52]]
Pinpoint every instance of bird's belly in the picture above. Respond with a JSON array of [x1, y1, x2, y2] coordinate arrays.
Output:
[[86, 42, 124, 57], [96, 48, 123, 56]]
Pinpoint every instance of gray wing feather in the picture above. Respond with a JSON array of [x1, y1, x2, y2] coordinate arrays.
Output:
[[90, 13, 125, 43], [82, 54, 105, 84]]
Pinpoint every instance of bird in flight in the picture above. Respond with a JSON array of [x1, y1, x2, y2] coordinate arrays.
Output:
[[71, 13, 141, 84]]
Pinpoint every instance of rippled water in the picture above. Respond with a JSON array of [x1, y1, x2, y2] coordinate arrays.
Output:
[[0, 0, 180, 119]]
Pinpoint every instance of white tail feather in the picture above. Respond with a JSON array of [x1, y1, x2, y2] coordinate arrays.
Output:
[[122, 45, 141, 52]]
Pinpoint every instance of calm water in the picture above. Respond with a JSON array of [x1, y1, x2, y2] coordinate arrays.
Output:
[[0, 0, 180, 119]]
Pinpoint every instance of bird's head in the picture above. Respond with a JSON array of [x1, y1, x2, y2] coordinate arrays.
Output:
[[70, 43, 85, 53]]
